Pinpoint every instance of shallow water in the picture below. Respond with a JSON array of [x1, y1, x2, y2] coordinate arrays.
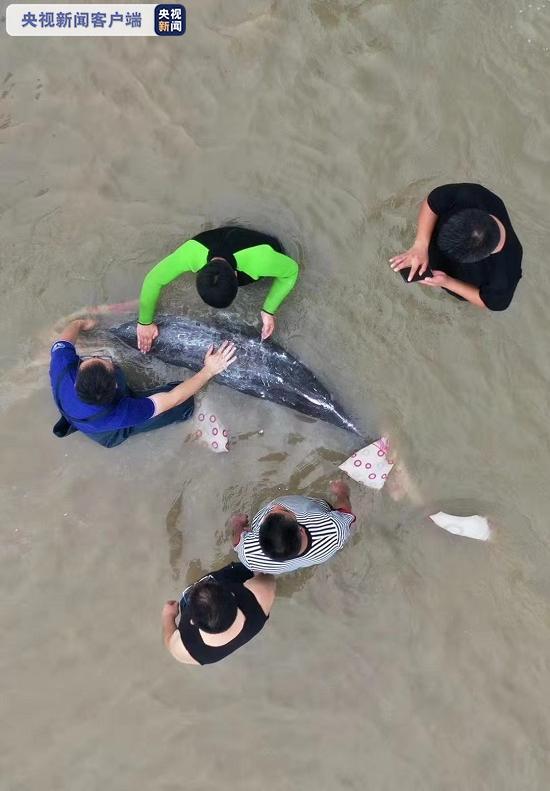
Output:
[[2, 1, 550, 789]]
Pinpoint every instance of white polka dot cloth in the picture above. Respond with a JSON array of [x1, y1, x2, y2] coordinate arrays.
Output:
[[189, 399, 230, 453], [339, 437, 395, 490]]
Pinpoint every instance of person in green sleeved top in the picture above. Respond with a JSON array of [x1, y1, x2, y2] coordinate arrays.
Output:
[[137, 226, 300, 353]]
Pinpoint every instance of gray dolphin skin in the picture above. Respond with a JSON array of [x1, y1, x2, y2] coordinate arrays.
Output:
[[111, 315, 363, 436]]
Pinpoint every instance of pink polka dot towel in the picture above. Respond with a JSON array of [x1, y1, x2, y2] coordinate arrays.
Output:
[[338, 437, 395, 490], [190, 403, 230, 453]]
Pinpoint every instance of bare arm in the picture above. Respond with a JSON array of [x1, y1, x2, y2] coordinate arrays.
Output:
[[390, 197, 438, 280], [244, 574, 276, 616], [150, 368, 213, 417], [421, 271, 486, 308], [162, 601, 179, 648], [162, 601, 200, 665], [149, 341, 237, 417], [57, 318, 97, 345], [437, 277, 485, 307], [329, 479, 352, 512], [229, 513, 250, 547], [413, 198, 438, 248]]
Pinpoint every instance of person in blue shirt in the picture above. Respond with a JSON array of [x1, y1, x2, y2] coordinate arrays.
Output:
[[49, 318, 236, 448]]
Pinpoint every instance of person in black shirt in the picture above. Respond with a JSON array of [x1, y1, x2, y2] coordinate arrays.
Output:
[[162, 561, 275, 666], [390, 183, 522, 311]]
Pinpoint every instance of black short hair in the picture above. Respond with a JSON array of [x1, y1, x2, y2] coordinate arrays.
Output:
[[196, 259, 238, 308], [259, 512, 302, 561], [436, 209, 500, 264], [188, 580, 238, 633], [75, 360, 117, 405]]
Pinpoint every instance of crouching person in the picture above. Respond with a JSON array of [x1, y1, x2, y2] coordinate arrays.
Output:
[[49, 318, 236, 448], [162, 563, 276, 665], [232, 481, 356, 575]]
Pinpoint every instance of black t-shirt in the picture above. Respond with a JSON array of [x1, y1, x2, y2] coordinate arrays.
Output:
[[192, 226, 284, 287], [427, 183, 522, 311], [178, 562, 269, 665]]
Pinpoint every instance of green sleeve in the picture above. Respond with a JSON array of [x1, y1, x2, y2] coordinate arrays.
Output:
[[138, 239, 208, 324], [262, 251, 300, 313], [235, 246, 300, 314]]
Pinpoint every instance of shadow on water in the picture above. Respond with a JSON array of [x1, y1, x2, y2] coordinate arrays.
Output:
[[165, 484, 191, 580], [181, 555, 316, 597]]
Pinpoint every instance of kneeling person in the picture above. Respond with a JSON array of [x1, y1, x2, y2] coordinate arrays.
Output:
[[390, 182, 522, 311], [49, 318, 236, 448], [162, 562, 276, 666], [137, 225, 300, 351], [233, 481, 356, 575]]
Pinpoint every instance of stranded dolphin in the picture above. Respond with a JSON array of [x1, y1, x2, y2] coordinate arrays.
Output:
[[111, 315, 363, 436]]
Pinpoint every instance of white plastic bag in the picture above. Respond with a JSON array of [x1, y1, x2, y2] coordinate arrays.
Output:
[[429, 512, 491, 541], [339, 437, 395, 490]]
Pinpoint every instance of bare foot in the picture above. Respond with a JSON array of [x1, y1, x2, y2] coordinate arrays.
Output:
[[383, 437, 424, 505]]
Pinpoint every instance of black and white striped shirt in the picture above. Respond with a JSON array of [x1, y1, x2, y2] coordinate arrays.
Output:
[[236, 495, 356, 575]]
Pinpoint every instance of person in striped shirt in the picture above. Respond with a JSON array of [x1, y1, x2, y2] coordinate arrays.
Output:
[[231, 481, 356, 575]]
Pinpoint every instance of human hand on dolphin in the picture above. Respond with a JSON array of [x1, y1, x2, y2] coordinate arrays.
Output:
[[203, 341, 237, 376], [137, 322, 159, 353], [260, 311, 275, 341], [79, 318, 98, 332]]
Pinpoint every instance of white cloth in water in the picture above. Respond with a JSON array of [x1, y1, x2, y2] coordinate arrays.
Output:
[[189, 398, 230, 453], [339, 437, 395, 490], [429, 512, 491, 541]]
